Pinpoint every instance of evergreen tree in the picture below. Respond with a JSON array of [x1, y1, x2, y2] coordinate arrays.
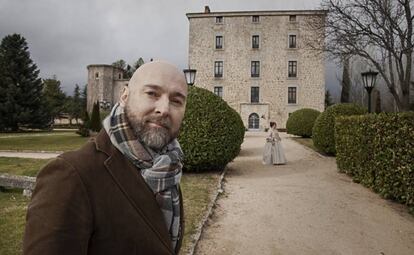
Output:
[[0, 34, 50, 131], [90, 101, 101, 132], [43, 77, 66, 121], [325, 90, 334, 110], [81, 84, 87, 112], [63, 95, 74, 125], [340, 56, 351, 103], [375, 90, 382, 113], [68, 84, 82, 123]]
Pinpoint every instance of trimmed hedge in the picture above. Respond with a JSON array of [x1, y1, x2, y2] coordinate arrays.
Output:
[[286, 108, 321, 138], [335, 112, 414, 213], [312, 103, 366, 155], [178, 86, 245, 172]]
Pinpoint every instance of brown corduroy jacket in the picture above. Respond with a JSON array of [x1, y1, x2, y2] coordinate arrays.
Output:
[[23, 130, 184, 255]]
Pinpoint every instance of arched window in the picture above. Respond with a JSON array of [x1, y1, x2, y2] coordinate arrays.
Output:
[[248, 113, 260, 129]]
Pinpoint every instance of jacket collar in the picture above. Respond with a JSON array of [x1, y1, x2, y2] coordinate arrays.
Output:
[[94, 130, 174, 254]]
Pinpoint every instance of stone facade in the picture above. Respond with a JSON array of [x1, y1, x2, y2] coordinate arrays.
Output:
[[187, 9, 326, 129], [87, 65, 128, 112]]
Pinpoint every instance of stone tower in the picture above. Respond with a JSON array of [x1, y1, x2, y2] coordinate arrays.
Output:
[[86, 65, 128, 113]]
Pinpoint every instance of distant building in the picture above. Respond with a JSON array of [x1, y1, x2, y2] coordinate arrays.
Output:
[[86, 65, 128, 112], [186, 7, 327, 129]]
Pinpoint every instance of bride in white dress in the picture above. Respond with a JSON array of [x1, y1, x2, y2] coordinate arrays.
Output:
[[263, 121, 287, 165]]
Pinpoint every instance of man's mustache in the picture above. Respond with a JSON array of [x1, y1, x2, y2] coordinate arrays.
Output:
[[144, 116, 171, 130]]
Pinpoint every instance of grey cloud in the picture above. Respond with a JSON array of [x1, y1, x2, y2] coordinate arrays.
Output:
[[0, 0, 337, 96]]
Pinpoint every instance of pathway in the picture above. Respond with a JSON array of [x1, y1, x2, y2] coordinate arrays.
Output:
[[195, 132, 414, 255], [0, 151, 60, 159]]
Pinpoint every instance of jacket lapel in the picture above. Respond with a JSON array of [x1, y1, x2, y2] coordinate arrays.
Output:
[[95, 130, 174, 254]]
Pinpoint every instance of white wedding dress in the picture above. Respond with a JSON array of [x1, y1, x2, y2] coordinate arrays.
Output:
[[262, 128, 286, 165]]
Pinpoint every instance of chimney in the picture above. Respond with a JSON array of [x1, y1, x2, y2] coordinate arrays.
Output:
[[204, 6, 210, 13]]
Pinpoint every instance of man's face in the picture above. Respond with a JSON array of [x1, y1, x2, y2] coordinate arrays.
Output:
[[121, 62, 188, 151]]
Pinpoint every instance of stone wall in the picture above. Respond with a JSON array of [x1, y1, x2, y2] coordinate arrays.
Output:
[[188, 10, 326, 129]]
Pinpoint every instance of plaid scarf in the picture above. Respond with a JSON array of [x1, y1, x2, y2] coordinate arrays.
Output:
[[103, 103, 183, 251]]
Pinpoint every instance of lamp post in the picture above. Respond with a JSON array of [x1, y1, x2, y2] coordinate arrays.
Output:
[[361, 70, 378, 113], [183, 68, 197, 86]]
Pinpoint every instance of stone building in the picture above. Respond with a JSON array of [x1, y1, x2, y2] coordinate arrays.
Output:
[[187, 7, 327, 129], [86, 64, 128, 112]]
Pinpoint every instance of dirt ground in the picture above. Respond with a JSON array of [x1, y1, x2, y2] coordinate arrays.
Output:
[[195, 132, 414, 255]]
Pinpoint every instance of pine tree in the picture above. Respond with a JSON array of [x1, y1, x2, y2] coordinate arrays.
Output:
[[90, 101, 102, 132], [43, 77, 66, 121], [68, 84, 82, 123], [340, 56, 351, 103], [375, 90, 382, 113], [0, 34, 51, 131], [81, 84, 87, 112], [325, 90, 334, 109]]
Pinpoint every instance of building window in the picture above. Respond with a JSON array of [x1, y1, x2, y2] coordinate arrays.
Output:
[[289, 15, 297, 22], [288, 87, 297, 104], [252, 15, 259, 23], [216, 16, 223, 23], [216, 36, 223, 49], [251, 87, 259, 103], [118, 73, 122, 79], [251, 61, 260, 77], [288, 61, 297, 77], [214, 86, 223, 98], [252, 35, 259, 49], [289, 35, 297, 48], [95, 72, 99, 79], [248, 113, 260, 129], [214, 61, 223, 77]]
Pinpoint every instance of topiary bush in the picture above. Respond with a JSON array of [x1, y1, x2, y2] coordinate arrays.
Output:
[[312, 103, 366, 155], [286, 108, 321, 138], [178, 86, 245, 172]]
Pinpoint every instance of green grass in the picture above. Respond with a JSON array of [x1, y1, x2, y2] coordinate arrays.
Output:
[[0, 189, 30, 255], [0, 157, 51, 177], [290, 137, 318, 152], [180, 172, 219, 253], [0, 166, 220, 254], [0, 132, 89, 152]]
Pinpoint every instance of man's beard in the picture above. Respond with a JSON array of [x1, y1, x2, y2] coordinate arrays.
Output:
[[125, 106, 173, 151]]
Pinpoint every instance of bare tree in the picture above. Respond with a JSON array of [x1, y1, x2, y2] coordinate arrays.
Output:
[[306, 0, 413, 111]]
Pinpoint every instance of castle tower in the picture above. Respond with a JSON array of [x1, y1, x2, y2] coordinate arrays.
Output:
[[86, 65, 128, 113]]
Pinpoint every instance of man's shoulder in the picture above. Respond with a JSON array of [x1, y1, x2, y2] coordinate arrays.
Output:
[[61, 137, 108, 171]]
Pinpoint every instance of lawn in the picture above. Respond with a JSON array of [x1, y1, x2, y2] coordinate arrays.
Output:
[[0, 159, 220, 254], [290, 137, 318, 152], [0, 132, 89, 152], [0, 157, 51, 177]]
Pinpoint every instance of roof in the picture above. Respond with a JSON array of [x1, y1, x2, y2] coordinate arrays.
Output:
[[186, 9, 328, 19], [86, 64, 124, 71]]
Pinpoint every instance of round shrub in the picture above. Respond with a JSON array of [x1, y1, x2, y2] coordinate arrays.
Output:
[[312, 103, 366, 155], [178, 86, 245, 172], [286, 108, 321, 138]]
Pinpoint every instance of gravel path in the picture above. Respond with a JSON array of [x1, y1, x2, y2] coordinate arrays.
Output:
[[195, 132, 414, 255], [0, 151, 60, 159]]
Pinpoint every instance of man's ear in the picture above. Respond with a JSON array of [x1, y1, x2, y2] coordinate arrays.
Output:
[[119, 86, 129, 107]]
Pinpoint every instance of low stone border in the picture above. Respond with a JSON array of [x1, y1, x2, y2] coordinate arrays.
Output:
[[186, 168, 228, 255], [0, 173, 36, 197], [0, 149, 63, 154]]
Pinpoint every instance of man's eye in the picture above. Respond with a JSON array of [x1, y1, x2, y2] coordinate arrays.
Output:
[[146, 91, 157, 97], [172, 100, 183, 106]]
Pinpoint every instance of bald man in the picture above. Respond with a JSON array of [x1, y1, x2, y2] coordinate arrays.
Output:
[[23, 61, 188, 255]]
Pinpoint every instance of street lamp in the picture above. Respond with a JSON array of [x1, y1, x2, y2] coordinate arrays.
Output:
[[361, 70, 378, 113], [183, 68, 197, 86]]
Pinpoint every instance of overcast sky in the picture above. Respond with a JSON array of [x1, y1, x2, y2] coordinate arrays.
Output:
[[0, 0, 340, 98]]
